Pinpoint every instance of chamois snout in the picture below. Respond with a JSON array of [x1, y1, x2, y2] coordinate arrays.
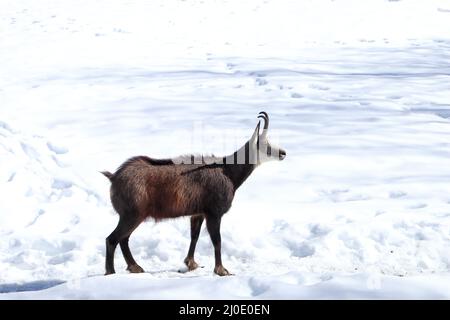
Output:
[[279, 149, 286, 160]]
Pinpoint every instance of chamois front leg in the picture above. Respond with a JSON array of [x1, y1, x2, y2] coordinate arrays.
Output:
[[184, 215, 204, 271], [206, 215, 231, 276]]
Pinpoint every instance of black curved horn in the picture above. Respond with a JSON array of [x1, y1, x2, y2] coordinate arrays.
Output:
[[257, 111, 269, 130]]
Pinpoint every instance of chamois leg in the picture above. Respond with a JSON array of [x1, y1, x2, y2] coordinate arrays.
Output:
[[184, 215, 204, 271], [105, 215, 141, 275], [120, 235, 144, 273], [206, 215, 231, 276]]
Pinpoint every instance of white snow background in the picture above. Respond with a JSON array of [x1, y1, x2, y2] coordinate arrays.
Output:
[[1, 0, 450, 299]]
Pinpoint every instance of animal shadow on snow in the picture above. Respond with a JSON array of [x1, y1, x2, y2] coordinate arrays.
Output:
[[0, 280, 65, 294]]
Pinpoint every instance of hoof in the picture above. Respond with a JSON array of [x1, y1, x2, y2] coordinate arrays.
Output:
[[127, 264, 145, 273], [184, 258, 199, 271], [214, 265, 232, 276], [105, 270, 115, 276]]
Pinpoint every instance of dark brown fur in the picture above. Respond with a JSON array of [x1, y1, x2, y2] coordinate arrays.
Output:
[[106, 156, 234, 222]]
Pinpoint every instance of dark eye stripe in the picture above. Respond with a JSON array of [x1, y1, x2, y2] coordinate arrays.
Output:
[[267, 145, 272, 156]]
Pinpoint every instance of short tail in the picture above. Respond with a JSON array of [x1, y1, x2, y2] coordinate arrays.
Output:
[[100, 171, 114, 180]]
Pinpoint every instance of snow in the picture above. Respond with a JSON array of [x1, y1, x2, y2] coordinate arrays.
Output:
[[1, 0, 450, 299], [3, 272, 450, 300]]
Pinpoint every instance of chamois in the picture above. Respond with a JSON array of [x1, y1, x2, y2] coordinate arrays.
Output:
[[101, 111, 286, 276]]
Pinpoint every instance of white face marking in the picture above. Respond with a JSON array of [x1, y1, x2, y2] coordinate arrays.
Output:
[[257, 139, 286, 164]]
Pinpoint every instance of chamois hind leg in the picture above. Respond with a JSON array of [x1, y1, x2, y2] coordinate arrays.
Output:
[[105, 214, 141, 275], [120, 235, 144, 273], [205, 214, 231, 276], [184, 215, 204, 271]]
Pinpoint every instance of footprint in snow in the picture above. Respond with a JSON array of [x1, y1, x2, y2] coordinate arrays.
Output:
[[342, 194, 370, 202], [50, 179, 74, 199], [291, 92, 303, 99], [52, 179, 72, 190], [407, 203, 427, 209], [289, 242, 315, 258], [248, 278, 270, 297], [389, 191, 407, 199], [7, 172, 16, 182], [309, 84, 330, 91], [20, 142, 39, 159], [249, 72, 266, 77], [375, 210, 386, 216], [26, 209, 45, 227], [47, 142, 68, 154], [320, 188, 349, 195], [70, 215, 80, 226], [48, 253, 73, 265], [255, 78, 268, 86], [387, 95, 403, 100], [309, 224, 331, 238], [339, 233, 362, 251], [226, 63, 236, 70]]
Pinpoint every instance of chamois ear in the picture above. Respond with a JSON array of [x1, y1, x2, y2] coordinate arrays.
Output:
[[250, 121, 261, 145]]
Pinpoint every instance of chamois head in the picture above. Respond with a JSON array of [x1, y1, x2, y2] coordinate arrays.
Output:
[[248, 111, 286, 165]]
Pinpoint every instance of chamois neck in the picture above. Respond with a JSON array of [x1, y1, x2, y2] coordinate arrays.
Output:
[[222, 142, 257, 191], [223, 163, 256, 190]]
